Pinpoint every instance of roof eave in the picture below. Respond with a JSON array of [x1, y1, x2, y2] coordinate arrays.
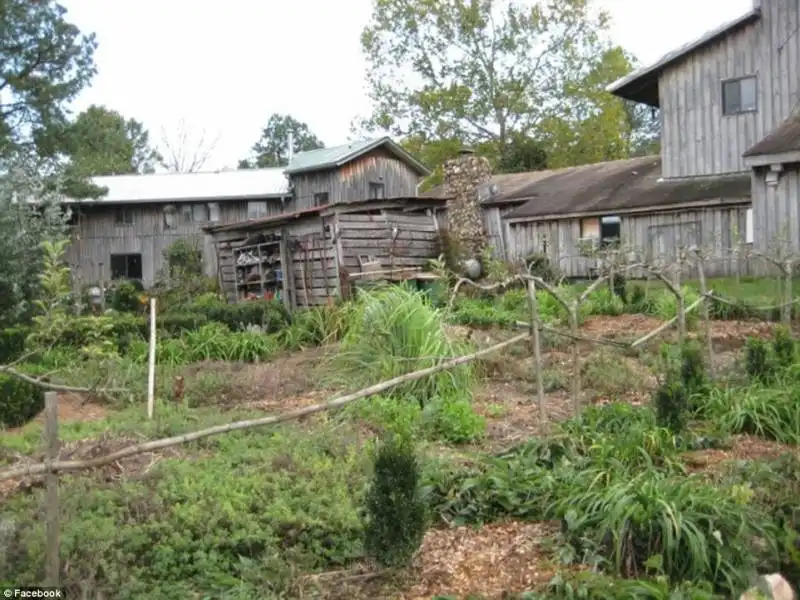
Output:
[[504, 197, 751, 223], [606, 7, 761, 106], [63, 192, 289, 205], [744, 150, 800, 167]]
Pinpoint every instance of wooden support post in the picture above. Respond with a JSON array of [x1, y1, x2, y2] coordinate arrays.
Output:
[[526, 280, 546, 430], [44, 391, 60, 587], [147, 297, 157, 419]]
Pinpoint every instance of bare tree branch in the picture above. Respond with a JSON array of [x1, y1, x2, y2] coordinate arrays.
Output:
[[159, 118, 219, 173]]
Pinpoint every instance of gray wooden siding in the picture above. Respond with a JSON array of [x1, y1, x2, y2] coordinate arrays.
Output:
[[290, 148, 421, 208], [660, 0, 800, 178], [505, 204, 751, 278], [482, 204, 523, 260], [752, 165, 800, 254], [65, 198, 284, 287]]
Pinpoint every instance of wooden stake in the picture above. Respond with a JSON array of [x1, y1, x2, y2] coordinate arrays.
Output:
[[147, 297, 157, 419], [526, 280, 546, 429], [43, 391, 60, 587]]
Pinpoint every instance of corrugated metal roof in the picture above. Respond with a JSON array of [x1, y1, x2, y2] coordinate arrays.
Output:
[[607, 7, 761, 107], [285, 137, 431, 176], [66, 168, 289, 204]]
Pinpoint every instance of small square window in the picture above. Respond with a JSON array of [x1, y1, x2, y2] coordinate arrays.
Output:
[[114, 209, 133, 225], [368, 182, 385, 199], [180, 205, 192, 224], [247, 201, 268, 219], [192, 203, 209, 222], [722, 76, 757, 115]]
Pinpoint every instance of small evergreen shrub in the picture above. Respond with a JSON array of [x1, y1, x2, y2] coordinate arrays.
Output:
[[680, 342, 706, 393], [772, 325, 795, 368], [158, 312, 209, 336], [364, 436, 426, 567], [654, 377, 688, 434], [610, 273, 627, 304], [0, 374, 43, 428], [191, 300, 290, 333], [745, 337, 773, 381]]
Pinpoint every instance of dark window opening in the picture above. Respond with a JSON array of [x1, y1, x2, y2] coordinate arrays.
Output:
[[114, 209, 133, 225], [722, 76, 757, 115], [600, 216, 621, 247], [368, 182, 385, 199], [110, 253, 143, 280], [314, 192, 329, 207]]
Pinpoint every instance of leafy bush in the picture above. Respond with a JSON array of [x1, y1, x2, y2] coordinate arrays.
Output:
[[653, 378, 688, 434], [610, 273, 626, 303], [745, 337, 773, 382], [525, 252, 559, 282], [106, 279, 144, 312], [422, 396, 486, 444], [364, 436, 426, 567], [0, 374, 43, 428], [772, 325, 795, 368], [158, 312, 209, 336], [191, 300, 290, 333], [0, 326, 30, 363]]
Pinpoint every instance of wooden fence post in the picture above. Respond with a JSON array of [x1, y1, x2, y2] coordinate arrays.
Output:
[[43, 391, 60, 587], [526, 280, 547, 430], [147, 297, 157, 419]]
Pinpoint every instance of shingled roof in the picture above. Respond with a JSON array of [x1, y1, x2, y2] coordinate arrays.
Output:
[[743, 104, 800, 159], [503, 156, 750, 221]]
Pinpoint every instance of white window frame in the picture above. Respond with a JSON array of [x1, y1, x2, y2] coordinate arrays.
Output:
[[247, 201, 268, 220], [745, 208, 754, 244], [208, 202, 221, 222]]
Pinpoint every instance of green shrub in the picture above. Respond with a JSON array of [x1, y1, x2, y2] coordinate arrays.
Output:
[[772, 325, 795, 368], [0, 374, 43, 428], [680, 342, 707, 393], [745, 337, 773, 381], [0, 326, 31, 363], [192, 300, 290, 333], [158, 312, 209, 336], [364, 436, 426, 567], [106, 279, 144, 312], [423, 396, 486, 444], [653, 378, 688, 434], [610, 273, 627, 303], [525, 252, 558, 282]]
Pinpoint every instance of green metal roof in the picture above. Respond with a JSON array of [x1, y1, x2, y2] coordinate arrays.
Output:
[[284, 137, 430, 176]]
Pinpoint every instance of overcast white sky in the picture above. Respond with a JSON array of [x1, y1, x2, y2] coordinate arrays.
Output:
[[60, 0, 753, 171]]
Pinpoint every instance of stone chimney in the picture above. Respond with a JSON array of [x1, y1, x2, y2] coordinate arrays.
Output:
[[443, 147, 491, 264]]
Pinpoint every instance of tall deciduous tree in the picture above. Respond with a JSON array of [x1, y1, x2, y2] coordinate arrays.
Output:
[[61, 105, 162, 176], [361, 0, 612, 150], [0, 0, 97, 157], [239, 114, 324, 169]]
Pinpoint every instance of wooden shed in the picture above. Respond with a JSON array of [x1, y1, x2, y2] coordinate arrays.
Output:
[[205, 197, 446, 307]]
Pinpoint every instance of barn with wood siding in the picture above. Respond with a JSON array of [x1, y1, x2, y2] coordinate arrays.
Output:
[[607, 0, 800, 267], [64, 168, 291, 287], [500, 156, 751, 278], [204, 198, 445, 307]]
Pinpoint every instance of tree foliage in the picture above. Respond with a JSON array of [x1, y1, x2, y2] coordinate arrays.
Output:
[[361, 0, 658, 175], [239, 113, 324, 169], [59, 105, 162, 176], [0, 0, 97, 157], [0, 153, 71, 326]]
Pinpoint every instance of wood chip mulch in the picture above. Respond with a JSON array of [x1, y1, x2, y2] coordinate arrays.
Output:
[[681, 434, 799, 473]]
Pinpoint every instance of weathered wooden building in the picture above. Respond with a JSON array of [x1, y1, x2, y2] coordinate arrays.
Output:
[[63, 137, 432, 289], [501, 156, 751, 278], [205, 198, 444, 306], [64, 168, 291, 287], [608, 0, 800, 260], [203, 137, 440, 304]]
